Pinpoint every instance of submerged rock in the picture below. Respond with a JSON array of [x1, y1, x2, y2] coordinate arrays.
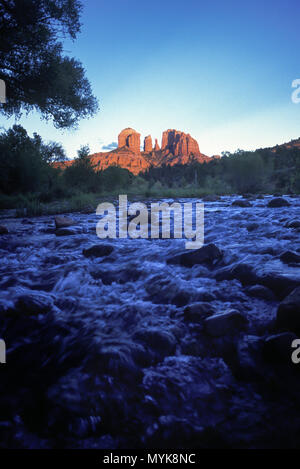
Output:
[[285, 220, 300, 229], [215, 263, 258, 286], [279, 251, 300, 264], [204, 310, 248, 337], [246, 285, 276, 301], [267, 198, 290, 208], [184, 302, 216, 322], [0, 225, 8, 234], [263, 332, 298, 364], [82, 244, 114, 258], [14, 291, 54, 315], [133, 328, 177, 357], [277, 287, 300, 333], [55, 227, 79, 236], [246, 222, 260, 231], [167, 243, 223, 267], [54, 215, 76, 229], [232, 200, 252, 207]]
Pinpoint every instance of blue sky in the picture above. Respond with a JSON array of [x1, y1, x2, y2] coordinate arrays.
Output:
[[1, 0, 300, 158]]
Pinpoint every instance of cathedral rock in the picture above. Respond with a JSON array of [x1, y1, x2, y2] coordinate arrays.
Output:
[[54, 128, 218, 175], [144, 135, 152, 152], [118, 128, 141, 154]]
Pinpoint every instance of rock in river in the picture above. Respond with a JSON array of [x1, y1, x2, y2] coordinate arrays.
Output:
[[14, 291, 54, 315], [54, 215, 76, 229], [285, 220, 300, 229], [276, 287, 300, 333], [263, 332, 298, 364], [267, 198, 290, 208], [232, 200, 252, 207], [279, 251, 300, 265], [167, 243, 223, 267], [83, 244, 114, 258], [184, 302, 216, 322], [0, 225, 8, 234], [204, 310, 248, 337]]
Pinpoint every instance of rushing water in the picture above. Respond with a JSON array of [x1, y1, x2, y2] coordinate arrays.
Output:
[[0, 195, 300, 448]]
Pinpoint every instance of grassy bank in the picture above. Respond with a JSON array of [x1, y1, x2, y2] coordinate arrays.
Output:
[[0, 187, 297, 218]]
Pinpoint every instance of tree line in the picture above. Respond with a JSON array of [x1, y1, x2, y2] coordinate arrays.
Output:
[[0, 124, 299, 211]]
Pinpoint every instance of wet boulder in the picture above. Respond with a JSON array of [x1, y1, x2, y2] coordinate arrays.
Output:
[[259, 273, 300, 300], [204, 310, 248, 337], [184, 302, 216, 322], [0, 225, 8, 234], [133, 328, 177, 357], [285, 220, 300, 229], [167, 243, 223, 268], [246, 285, 276, 301], [279, 251, 300, 265], [142, 356, 235, 435], [267, 198, 290, 208], [246, 222, 259, 232], [263, 332, 298, 364], [231, 200, 252, 207], [14, 291, 54, 315], [236, 335, 264, 380], [83, 244, 114, 258], [215, 263, 258, 286], [54, 215, 76, 229], [276, 287, 300, 333]]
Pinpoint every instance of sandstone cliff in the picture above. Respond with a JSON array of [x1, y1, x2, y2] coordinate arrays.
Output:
[[55, 128, 216, 175], [144, 135, 152, 152]]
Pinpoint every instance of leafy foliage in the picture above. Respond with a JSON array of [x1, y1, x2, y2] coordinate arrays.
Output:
[[0, 0, 98, 128], [0, 125, 299, 213]]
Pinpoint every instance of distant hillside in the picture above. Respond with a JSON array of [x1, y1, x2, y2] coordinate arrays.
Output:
[[270, 137, 300, 152]]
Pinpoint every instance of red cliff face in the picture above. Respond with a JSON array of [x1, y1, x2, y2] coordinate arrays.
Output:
[[161, 129, 201, 158], [118, 128, 141, 154], [54, 128, 216, 175], [144, 135, 152, 152], [89, 149, 149, 175]]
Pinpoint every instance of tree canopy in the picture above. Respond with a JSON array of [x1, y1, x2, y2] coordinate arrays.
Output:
[[0, 0, 98, 128]]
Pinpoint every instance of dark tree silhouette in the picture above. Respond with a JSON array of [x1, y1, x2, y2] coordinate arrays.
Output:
[[0, 0, 98, 128]]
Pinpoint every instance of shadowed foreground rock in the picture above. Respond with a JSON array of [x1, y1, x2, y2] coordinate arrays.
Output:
[[277, 287, 300, 333], [204, 310, 248, 337]]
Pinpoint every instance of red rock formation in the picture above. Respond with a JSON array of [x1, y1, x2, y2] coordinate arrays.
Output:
[[161, 129, 201, 158], [91, 149, 149, 175], [144, 135, 152, 152], [127, 132, 141, 154], [154, 139, 160, 151], [118, 128, 141, 154], [54, 127, 217, 176]]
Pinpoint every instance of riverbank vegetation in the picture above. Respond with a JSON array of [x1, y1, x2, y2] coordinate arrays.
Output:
[[0, 125, 299, 216]]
